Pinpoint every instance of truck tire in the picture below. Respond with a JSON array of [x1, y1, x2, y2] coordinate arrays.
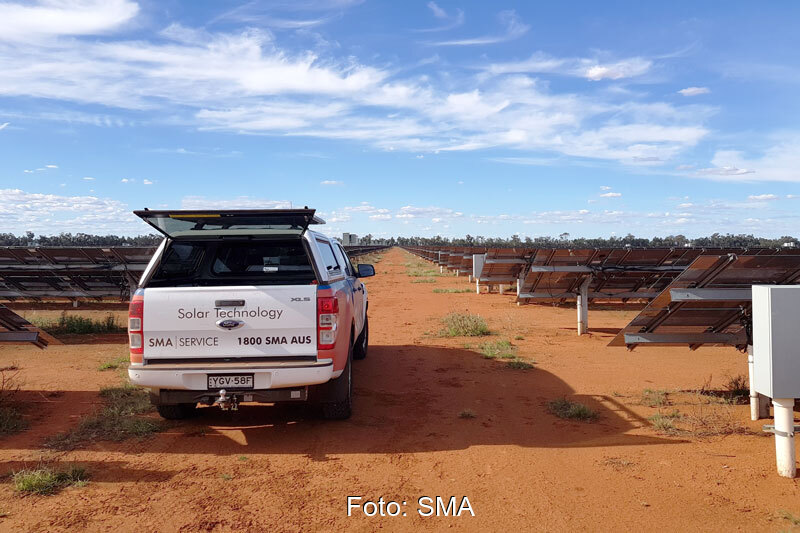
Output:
[[156, 403, 197, 420], [353, 316, 369, 360], [320, 341, 353, 420]]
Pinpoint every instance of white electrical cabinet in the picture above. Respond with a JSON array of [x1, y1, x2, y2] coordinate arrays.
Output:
[[472, 254, 486, 280], [753, 285, 800, 398]]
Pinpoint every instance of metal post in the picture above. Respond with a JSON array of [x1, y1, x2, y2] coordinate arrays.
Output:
[[577, 277, 590, 335], [760, 393, 771, 418], [773, 398, 796, 478], [476, 280, 480, 295], [499, 284, 505, 295], [749, 345, 760, 421]]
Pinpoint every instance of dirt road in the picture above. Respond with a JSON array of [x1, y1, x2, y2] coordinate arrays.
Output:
[[0, 247, 797, 532]]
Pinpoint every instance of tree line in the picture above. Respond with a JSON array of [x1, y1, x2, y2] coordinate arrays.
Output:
[[389, 233, 799, 249], [0, 231, 796, 249], [0, 232, 162, 247]]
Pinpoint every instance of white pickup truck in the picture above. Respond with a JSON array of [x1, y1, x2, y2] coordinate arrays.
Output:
[[127, 208, 374, 420]]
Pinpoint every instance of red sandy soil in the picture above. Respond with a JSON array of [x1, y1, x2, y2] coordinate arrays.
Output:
[[0, 247, 797, 532]]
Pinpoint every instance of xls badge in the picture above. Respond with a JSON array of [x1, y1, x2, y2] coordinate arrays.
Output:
[[216, 319, 245, 330]]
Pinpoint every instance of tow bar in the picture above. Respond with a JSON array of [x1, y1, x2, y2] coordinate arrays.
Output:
[[215, 389, 239, 411]]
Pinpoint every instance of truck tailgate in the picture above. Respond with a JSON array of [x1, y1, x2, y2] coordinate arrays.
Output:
[[142, 285, 317, 360]]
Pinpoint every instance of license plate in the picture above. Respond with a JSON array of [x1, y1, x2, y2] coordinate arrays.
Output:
[[207, 374, 254, 390]]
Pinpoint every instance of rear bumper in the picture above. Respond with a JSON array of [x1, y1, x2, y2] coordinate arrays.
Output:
[[128, 359, 334, 391]]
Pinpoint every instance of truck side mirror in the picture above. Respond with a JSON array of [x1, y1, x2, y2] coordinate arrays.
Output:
[[357, 264, 375, 278]]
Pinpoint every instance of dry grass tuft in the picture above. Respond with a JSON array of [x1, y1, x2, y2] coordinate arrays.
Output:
[[548, 398, 598, 421], [440, 312, 490, 337]]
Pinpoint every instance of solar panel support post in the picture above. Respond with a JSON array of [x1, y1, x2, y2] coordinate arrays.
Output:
[[773, 398, 796, 478], [747, 345, 772, 420], [577, 277, 591, 335]]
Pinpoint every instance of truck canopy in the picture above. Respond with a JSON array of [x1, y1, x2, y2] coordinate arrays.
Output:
[[134, 209, 325, 239]]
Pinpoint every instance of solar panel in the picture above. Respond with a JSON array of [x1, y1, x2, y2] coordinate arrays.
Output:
[[609, 253, 800, 350], [516, 247, 800, 303], [0, 246, 157, 301], [343, 245, 390, 257], [516, 248, 695, 302], [0, 304, 58, 348], [475, 248, 533, 285]]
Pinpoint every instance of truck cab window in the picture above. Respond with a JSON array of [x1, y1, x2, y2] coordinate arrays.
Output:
[[317, 240, 341, 273]]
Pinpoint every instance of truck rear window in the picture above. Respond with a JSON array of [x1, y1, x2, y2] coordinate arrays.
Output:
[[147, 240, 316, 286]]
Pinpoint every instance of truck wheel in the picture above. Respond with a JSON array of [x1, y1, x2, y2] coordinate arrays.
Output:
[[156, 403, 197, 420], [321, 342, 353, 420], [353, 316, 369, 360]]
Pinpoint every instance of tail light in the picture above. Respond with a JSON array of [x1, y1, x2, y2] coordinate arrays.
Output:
[[317, 296, 339, 350], [128, 288, 144, 363]]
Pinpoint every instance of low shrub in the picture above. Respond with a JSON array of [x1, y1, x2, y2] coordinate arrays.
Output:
[[440, 313, 490, 337], [45, 385, 161, 450], [31, 313, 126, 335], [641, 388, 668, 408], [478, 340, 515, 359], [13, 465, 89, 495], [548, 398, 598, 421], [433, 288, 472, 293]]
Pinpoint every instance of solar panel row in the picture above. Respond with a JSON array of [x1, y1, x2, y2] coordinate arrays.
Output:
[[403, 245, 800, 344], [0, 246, 157, 301]]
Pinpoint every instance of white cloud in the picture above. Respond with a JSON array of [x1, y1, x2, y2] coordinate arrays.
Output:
[[369, 214, 392, 220], [0, 3, 711, 167], [45, 164, 58, 168], [415, 2, 464, 32], [396, 205, 463, 220], [585, 59, 652, 81], [82, 176, 95, 181], [0, 188, 140, 234], [0, 122, 9, 130], [23, 169, 33, 173], [120, 178, 131, 183], [748, 194, 778, 201], [142, 179, 153, 185], [599, 192, 622, 198], [428, 10, 528, 46], [695, 141, 800, 182], [0, 0, 139, 43], [697, 165, 755, 177], [484, 52, 652, 81], [600, 185, 612, 190], [427, 1, 447, 19], [678, 87, 710, 96], [181, 196, 291, 209], [320, 180, 343, 185]]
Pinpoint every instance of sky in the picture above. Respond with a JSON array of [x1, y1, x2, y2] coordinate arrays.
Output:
[[1, 0, 799, 240]]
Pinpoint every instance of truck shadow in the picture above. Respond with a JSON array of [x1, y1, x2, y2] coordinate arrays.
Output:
[[0, 345, 682, 459], [162, 344, 680, 457]]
